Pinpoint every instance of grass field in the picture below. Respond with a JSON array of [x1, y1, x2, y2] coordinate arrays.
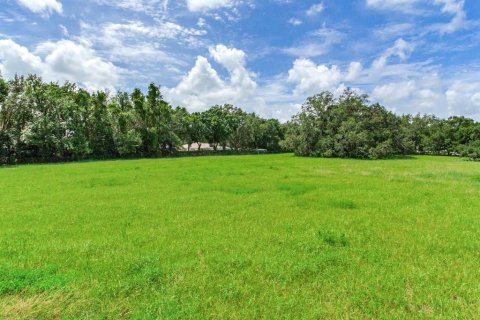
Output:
[[1, 154, 479, 319]]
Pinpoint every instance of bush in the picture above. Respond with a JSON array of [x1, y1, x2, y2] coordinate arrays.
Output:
[[459, 141, 480, 161]]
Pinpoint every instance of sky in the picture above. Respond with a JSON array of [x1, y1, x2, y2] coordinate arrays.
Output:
[[1, 0, 480, 121]]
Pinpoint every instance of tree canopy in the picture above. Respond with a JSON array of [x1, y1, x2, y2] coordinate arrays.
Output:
[[1, 74, 479, 164], [0, 74, 283, 164], [282, 89, 480, 160]]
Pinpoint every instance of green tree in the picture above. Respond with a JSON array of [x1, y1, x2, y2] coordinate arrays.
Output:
[[110, 91, 141, 156], [89, 91, 116, 158], [188, 112, 207, 150], [202, 105, 233, 151], [285, 89, 406, 159]]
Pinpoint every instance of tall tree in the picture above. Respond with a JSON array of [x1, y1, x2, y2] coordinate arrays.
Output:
[[89, 91, 115, 158], [202, 105, 233, 151], [110, 91, 141, 156]]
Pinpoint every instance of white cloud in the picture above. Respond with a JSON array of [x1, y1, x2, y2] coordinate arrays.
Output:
[[75, 20, 209, 86], [166, 44, 347, 120], [284, 25, 344, 57], [0, 39, 119, 90], [446, 81, 480, 117], [370, 72, 480, 118], [372, 79, 445, 114], [16, 0, 62, 16], [287, 59, 344, 95], [306, 3, 325, 16], [82, 20, 206, 46], [346, 62, 363, 81], [366, 0, 420, 13], [0, 39, 44, 76], [95, 0, 169, 18], [371, 38, 414, 72], [77, 20, 207, 69], [373, 80, 417, 103], [367, 0, 471, 34], [430, 0, 467, 34], [165, 45, 257, 111], [209, 44, 245, 71], [373, 23, 415, 39], [167, 46, 367, 119], [186, 0, 232, 12], [288, 18, 302, 26]]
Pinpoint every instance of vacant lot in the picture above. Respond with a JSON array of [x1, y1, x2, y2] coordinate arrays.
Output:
[[1, 154, 479, 319]]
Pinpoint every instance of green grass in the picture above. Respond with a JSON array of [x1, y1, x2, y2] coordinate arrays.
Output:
[[1, 154, 479, 319]]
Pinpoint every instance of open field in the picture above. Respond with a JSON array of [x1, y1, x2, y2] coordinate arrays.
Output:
[[1, 154, 480, 319]]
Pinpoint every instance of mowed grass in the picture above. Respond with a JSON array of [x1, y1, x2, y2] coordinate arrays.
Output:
[[1, 154, 480, 319]]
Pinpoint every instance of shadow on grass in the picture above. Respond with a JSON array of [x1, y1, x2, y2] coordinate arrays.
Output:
[[378, 155, 418, 161]]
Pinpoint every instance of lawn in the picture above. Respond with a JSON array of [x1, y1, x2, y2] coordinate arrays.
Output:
[[0, 154, 479, 319]]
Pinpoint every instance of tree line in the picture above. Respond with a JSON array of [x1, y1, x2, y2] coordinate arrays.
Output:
[[1, 74, 479, 164], [0, 75, 283, 164], [282, 90, 480, 160]]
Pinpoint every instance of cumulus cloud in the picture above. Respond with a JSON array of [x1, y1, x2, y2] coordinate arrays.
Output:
[[165, 45, 257, 111], [166, 45, 366, 119], [286, 58, 364, 96], [0, 39, 119, 90], [0, 39, 44, 76], [371, 72, 480, 118], [287, 59, 343, 95], [209, 44, 246, 71], [345, 62, 363, 81], [446, 81, 480, 117], [373, 80, 417, 103], [16, 0, 63, 16]]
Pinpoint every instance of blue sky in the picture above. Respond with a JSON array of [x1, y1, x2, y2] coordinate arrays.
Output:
[[1, 0, 480, 120]]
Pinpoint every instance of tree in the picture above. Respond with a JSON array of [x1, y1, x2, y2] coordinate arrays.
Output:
[[202, 105, 233, 151], [0, 75, 32, 163], [146, 83, 179, 155], [227, 108, 249, 150], [0, 75, 11, 163], [256, 118, 284, 152], [284, 89, 407, 159], [89, 91, 116, 158], [172, 107, 191, 149], [188, 112, 207, 150], [459, 140, 480, 161], [110, 91, 141, 156]]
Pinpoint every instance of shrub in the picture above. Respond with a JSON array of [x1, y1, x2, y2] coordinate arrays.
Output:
[[459, 141, 480, 161]]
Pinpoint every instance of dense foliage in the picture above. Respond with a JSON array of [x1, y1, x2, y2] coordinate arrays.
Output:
[[283, 89, 480, 160], [0, 75, 283, 164], [1, 74, 480, 164]]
